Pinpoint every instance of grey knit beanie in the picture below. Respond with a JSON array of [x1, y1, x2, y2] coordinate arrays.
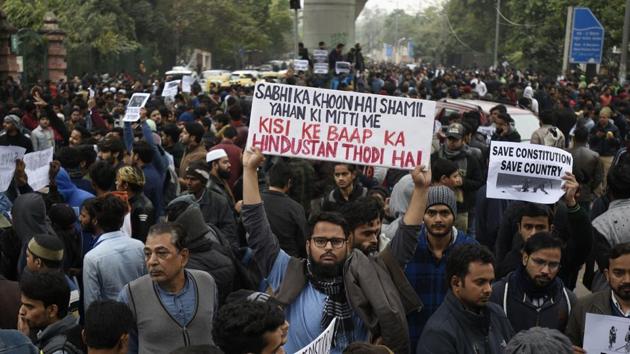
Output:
[[505, 327, 573, 354], [426, 185, 457, 216]]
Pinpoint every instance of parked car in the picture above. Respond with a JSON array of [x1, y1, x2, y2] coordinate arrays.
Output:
[[229, 70, 260, 87], [165, 66, 198, 81], [201, 69, 230, 91], [435, 99, 540, 142]]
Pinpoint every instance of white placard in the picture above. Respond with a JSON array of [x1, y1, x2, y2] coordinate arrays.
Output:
[[294, 60, 309, 72], [162, 80, 180, 98], [182, 75, 193, 93], [335, 61, 351, 74], [313, 49, 328, 63], [486, 141, 573, 204], [295, 318, 336, 354], [0, 146, 26, 192], [24, 147, 54, 191], [584, 313, 630, 353], [246, 82, 436, 169], [314, 63, 329, 75], [123, 93, 151, 122]]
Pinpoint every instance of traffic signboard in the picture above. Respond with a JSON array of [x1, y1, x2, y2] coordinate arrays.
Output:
[[569, 7, 604, 64]]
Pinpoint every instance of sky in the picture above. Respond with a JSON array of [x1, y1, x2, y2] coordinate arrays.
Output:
[[360, 0, 444, 17]]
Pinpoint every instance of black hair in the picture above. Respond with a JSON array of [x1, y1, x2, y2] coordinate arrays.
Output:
[[446, 243, 494, 288], [72, 125, 91, 140], [539, 110, 555, 125], [223, 126, 237, 139], [518, 203, 554, 226], [522, 232, 563, 255], [496, 112, 513, 124], [162, 124, 181, 143], [333, 162, 356, 173], [607, 162, 630, 200], [57, 146, 81, 169], [268, 160, 292, 189], [212, 301, 286, 354], [308, 212, 350, 239], [341, 196, 384, 232], [19, 271, 70, 319], [93, 194, 128, 232], [213, 113, 230, 126], [132, 140, 154, 164], [98, 137, 125, 156], [573, 126, 589, 143], [490, 104, 507, 114], [84, 300, 134, 349], [184, 122, 204, 144], [89, 160, 116, 192], [81, 197, 98, 219], [431, 158, 459, 183], [148, 222, 187, 251], [610, 243, 630, 262], [74, 144, 96, 167]]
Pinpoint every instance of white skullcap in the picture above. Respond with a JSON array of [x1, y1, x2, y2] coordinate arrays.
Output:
[[206, 148, 227, 163]]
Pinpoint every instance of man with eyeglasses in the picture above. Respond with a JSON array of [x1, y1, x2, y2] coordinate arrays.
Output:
[[566, 242, 630, 354], [118, 222, 217, 354], [490, 232, 576, 333], [241, 147, 430, 354]]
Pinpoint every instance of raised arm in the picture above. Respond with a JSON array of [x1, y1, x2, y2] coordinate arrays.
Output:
[[388, 165, 430, 267], [241, 147, 281, 276]]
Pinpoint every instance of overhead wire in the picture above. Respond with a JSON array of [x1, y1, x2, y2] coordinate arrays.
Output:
[[443, 12, 484, 54]]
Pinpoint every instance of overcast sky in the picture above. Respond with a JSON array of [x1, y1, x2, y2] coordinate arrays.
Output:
[[360, 0, 444, 17]]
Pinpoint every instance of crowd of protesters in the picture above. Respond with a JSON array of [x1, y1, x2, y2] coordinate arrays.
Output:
[[0, 40, 630, 354]]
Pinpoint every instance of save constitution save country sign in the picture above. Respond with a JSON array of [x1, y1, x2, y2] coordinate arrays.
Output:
[[245, 82, 436, 169]]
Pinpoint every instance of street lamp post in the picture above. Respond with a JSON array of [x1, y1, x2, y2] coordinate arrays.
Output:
[[396, 37, 406, 64]]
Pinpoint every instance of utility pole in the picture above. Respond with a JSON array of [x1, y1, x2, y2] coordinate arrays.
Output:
[[562, 7, 574, 76], [620, 0, 630, 84], [290, 0, 300, 59], [493, 0, 500, 69]]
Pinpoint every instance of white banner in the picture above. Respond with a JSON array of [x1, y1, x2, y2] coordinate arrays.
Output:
[[295, 318, 336, 354], [24, 147, 54, 191], [162, 80, 180, 98], [182, 75, 193, 93], [314, 63, 328, 75], [0, 146, 26, 192], [246, 82, 435, 169], [335, 61, 351, 74], [313, 49, 328, 63], [294, 59, 309, 72], [584, 313, 630, 353], [123, 93, 151, 122], [486, 141, 573, 204]]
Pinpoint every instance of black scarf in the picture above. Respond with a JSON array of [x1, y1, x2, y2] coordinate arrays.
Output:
[[306, 259, 354, 345], [512, 265, 560, 300]]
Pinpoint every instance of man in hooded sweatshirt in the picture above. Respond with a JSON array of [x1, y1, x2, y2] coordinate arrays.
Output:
[[165, 194, 239, 304]]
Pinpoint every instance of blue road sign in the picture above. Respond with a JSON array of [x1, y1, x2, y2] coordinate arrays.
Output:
[[569, 7, 604, 64]]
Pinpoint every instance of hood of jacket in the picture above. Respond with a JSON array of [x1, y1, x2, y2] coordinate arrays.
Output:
[[12, 193, 54, 242], [170, 196, 211, 242], [56, 168, 94, 208], [389, 174, 414, 218]]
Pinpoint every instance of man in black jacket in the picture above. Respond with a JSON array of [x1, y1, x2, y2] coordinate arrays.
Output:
[[432, 122, 484, 234], [417, 243, 513, 354], [261, 160, 308, 259], [165, 195, 238, 304], [115, 166, 155, 242], [494, 172, 591, 290], [490, 232, 576, 333]]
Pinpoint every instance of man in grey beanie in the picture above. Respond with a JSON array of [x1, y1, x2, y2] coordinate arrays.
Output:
[[505, 327, 573, 354], [404, 185, 478, 349], [0, 114, 33, 153]]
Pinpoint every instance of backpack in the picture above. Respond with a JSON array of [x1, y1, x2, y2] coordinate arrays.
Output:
[[206, 223, 259, 292], [41, 324, 85, 354]]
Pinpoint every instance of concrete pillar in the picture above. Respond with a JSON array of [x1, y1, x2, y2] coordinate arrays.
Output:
[[0, 11, 19, 81], [40, 12, 67, 82], [303, 0, 367, 50]]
